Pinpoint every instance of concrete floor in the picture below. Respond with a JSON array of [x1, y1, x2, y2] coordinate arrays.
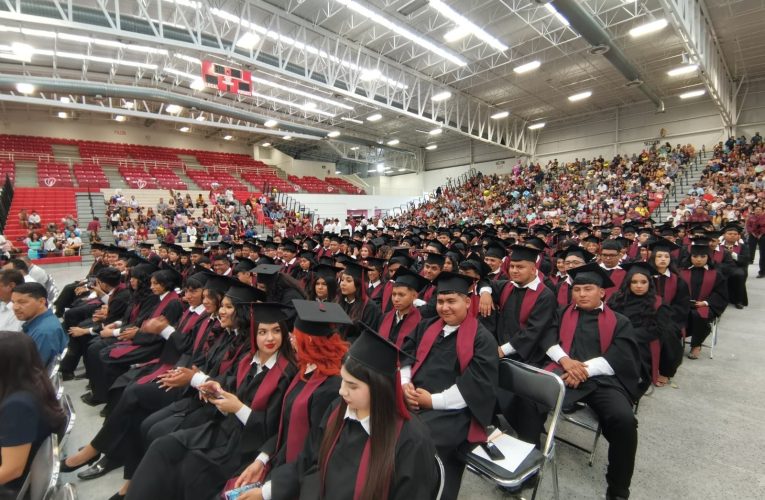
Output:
[[44, 262, 765, 500]]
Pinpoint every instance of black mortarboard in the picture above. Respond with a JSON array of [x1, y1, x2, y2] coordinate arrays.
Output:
[[392, 267, 430, 292], [371, 237, 387, 249], [582, 235, 602, 245], [434, 271, 475, 295], [689, 237, 712, 255], [91, 242, 107, 251], [233, 258, 258, 273], [250, 302, 294, 324], [127, 254, 151, 268], [226, 282, 267, 304], [205, 274, 238, 294], [621, 261, 657, 278], [342, 260, 368, 281], [648, 237, 680, 253], [280, 240, 298, 253], [601, 239, 622, 251], [318, 256, 336, 266], [524, 236, 549, 250], [292, 299, 352, 337], [425, 240, 447, 254], [312, 264, 342, 281], [637, 227, 653, 236], [257, 255, 276, 265], [166, 243, 184, 255], [302, 238, 319, 249], [508, 244, 541, 262], [721, 222, 743, 234], [484, 242, 506, 259], [186, 270, 215, 288], [622, 224, 638, 235], [190, 246, 207, 255], [458, 258, 491, 278], [363, 257, 386, 271], [95, 267, 122, 287], [424, 252, 446, 267], [138, 242, 154, 250], [253, 264, 283, 276], [564, 247, 595, 263], [350, 323, 415, 377], [567, 262, 615, 288], [298, 251, 317, 264]]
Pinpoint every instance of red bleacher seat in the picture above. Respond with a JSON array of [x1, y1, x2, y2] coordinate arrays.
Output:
[[4, 187, 78, 254], [325, 176, 366, 194], [37, 162, 74, 187], [73, 162, 109, 188]]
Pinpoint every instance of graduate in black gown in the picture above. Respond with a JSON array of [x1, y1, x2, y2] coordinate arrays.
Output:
[[608, 262, 680, 391], [719, 223, 749, 308], [541, 263, 640, 500], [253, 263, 307, 308], [400, 272, 499, 500], [336, 261, 382, 343], [126, 303, 298, 500], [230, 300, 351, 500], [306, 264, 340, 303], [277, 326, 438, 500], [377, 267, 428, 348], [680, 239, 728, 360]]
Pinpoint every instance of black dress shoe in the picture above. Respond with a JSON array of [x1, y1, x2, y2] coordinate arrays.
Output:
[[59, 453, 100, 473], [735, 303, 744, 309], [77, 456, 120, 480], [74, 372, 88, 380], [108, 493, 125, 500], [80, 392, 103, 407]]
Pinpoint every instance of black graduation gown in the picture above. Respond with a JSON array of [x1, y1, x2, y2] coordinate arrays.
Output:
[[683, 267, 728, 347], [338, 299, 382, 343], [655, 272, 691, 332], [266, 373, 342, 500], [721, 242, 749, 306], [400, 317, 498, 450], [295, 402, 439, 500], [480, 279, 557, 366]]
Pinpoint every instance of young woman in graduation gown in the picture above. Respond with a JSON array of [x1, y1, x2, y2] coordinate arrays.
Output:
[[607, 262, 680, 390], [336, 262, 381, 342], [125, 303, 298, 500], [229, 300, 351, 500], [59, 274, 228, 484], [240, 327, 439, 500]]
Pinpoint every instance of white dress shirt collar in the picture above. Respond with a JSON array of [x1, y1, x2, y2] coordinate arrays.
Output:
[[513, 274, 541, 291], [344, 406, 370, 435]]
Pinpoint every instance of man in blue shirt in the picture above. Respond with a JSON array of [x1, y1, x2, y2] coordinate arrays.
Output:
[[12, 282, 67, 366]]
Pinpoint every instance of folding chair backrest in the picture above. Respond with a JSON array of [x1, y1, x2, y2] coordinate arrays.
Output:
[[46, 355, 61, 381], [498, 359, 565, 456], [58, 395, 75, 444], [28, 434, 58, 500], [434, 454, 445, 500]]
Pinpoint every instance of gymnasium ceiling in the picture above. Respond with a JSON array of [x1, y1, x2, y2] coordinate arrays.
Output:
[[0, 0, 758, 175]]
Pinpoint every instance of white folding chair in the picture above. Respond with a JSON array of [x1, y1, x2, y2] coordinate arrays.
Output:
[[434, 454, 445, 500], [15, 434, 60, 500], [57, 394, 76, 448], [46, 355, 61, 381], [683, 315, 721, 359], [458, 359, 564, 500]]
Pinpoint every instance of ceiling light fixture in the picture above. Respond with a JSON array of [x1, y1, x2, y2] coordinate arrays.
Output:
[[24, 46, 158, 69], [283, 135, 293, 140], [431, 91, 452, 102], [376, 162, 385, 172], [11, 42, 34, 62], [350, 146, 360, 151], [398, 168, 407, 172], [367, 113, 383, 122], [429, 0, 508, 51], [179, 126, 190, 132], [114, 115, 126, 122], [568, 91, 592, 102], [57, 111, 68, 119], [443, 25, 471, 43], [544, 4, 570, 26], [359, 69, 382, 82], [335, 170, 342, 174], [513, 60, 541, 74], [264, 120, 278, 127], [303, 102, 317, 110], [165, 104, 183, 114], [251, 76, 353, 110], [189, 78, 206, 91], [679, 89, 706, 99], [195, 115, 206, 121], [261, 143, 271, 147], [387, 139, 400, 146], [667, 64, 698, 76], [629, 18, 668, 37], [528, 122, 546, 130], [59, 97, 70, 104], [334, 0, 467, 66], [15, 82, 34, 94], [426, 144, 438, 150], [429, 128, 443, 135], [123, 101, 135, 109], [491, 111, 510, 119], [235, 31, 260, 49], [223, 135, 233, 140], [340, 117, 364, 124], [327, 131, 341, 138]]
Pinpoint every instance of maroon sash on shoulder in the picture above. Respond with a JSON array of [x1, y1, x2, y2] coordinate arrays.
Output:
[[192, 317, 215, 352], [135, 310, 205, 384], [235, 354, 291, 411], [498, 281, 544, 329], [411, 315, 486, 443], [381, 281, 394, 312], [649, 296, 663, 385], [275, 371, 330, 464], [320, 406, 404, 500], [657, 273, 678, 304], [556, 281, 571, 307], [627, 242, 639, 259], [109, 291, 181, 359], [711, 249, 724, 264], [680, 269, 717, 319], [379, 308, 421, 348], [544, 304, 618, 372], [421, 283, 435, 303], [603, 268, 626, 300]]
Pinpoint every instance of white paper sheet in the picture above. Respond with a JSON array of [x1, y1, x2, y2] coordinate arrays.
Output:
[[471, 433, 535, 473]]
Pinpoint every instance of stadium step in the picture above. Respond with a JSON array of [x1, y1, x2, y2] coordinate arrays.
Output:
[[14, 160, 39, 187], [100, 165, 127, 189]]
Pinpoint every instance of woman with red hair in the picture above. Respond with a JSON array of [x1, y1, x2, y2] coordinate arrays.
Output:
[[229, 300, 351, 499]]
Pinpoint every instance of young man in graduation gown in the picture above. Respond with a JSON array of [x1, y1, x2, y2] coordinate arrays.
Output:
[[555, 247, 594, 306], [719, 223, 749, 308], [543, 263, 641, 500], [680, 238, 729, 359], [400, 272, 499, 500], [599, 239, 627, 301], [53, 242, 110, 316], [378, 267, 429, 348]]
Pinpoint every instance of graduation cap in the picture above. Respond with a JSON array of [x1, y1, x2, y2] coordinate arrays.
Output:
[[444, 251, 463, 266], [648, 237, 680, 253], [564, 247, 596, 263], [424, 252, 446, 267], [256, 255, 276, 265], [280, 240, 298, 254], [127, 254, 152, 268], [637, 227, 653, 236], [318, 256, 336, 266], [233, 258, 258, 274], [658, 226, 678, 237], [132, 262, 159, 278], [582, 235, 602, 245], [434, 271, 475, 295], [459, 257, 491, 278], [363, 257, 386, 271], [334, 254, 353, 265], [622, 224, 638, 235], [370, 237, 387, 249], [186, 270, 215, 288], [250, 302, 294, 324], [226, 282, 267, 304], [689, 236, 712, 255], [253, 263, 282, 276], [205, 274, 239, 294], [425, 240, 448, 255], [721, 222, 743, 234], [262, 241, 278, 250], [508, 244, 541, 262], [95, 267, 122, 287], [91, 242, 107, 251], [292, 299, 353, 337], [392, 267, 430, 292], [601, 239, 622, 251], [484, 242, 506, 259], [298, 251, 317, 265], [342, 260, 368, 281], [156, 266, 183, 288], [350, 322, 415, 377], [621, 261, 658, 278], [567, 262, 615, 289], [524, 236, 549, 250], [312, 264, 342, 282], [533, 224, 552, 236], [138, 242, 154, 250]]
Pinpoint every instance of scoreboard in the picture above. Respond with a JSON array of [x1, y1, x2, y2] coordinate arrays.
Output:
[[201, 61, 252, 96]]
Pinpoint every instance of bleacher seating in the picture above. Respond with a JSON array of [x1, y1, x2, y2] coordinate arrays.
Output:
[[186, 169, 247, 191], [289, 175, 334, 193], [73, 162, 109, 188], [0, 160, 15, 183], [148, 167, 187, 190], [0, 134, 54, 159], [325, 176, 366, 194], [118, 165, 159, 189], [242, 170, 297, 193], [37, 162, 74, 187]]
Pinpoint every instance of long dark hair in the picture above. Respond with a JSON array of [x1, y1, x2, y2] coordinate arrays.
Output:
[[129, 265, 155, 303], [262, 273, 307, 302], [648, 249, 680, 274], [607, 269, 659, 324], [337, 272, 365, 322], [250, 320, 297, 366], [308, 275, 337, 302], [317, 356, 402, 500], [0, 331, 66, 433]]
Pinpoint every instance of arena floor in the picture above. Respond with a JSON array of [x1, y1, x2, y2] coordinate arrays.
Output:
[[45, 262, 765, 500]]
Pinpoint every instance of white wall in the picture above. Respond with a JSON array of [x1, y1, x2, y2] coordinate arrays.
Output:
[[288, 194, 420, 220], [534, 98, 728, 163], [254, 146, 330, 178], [738, 80, 765, 139], [0, 109, 252, 154]]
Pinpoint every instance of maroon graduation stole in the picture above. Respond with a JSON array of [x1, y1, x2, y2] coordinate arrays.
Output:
[[498, 281, 545, 329], [217, 337, 248, 376], [275, 371, 330, 464], [135, 310, 206, 384], [235, 354, 291, 411], [109, 291, 181, 359], [367, 283, 383, 302], [711, 248, 724, 264], [680, 268, 717, 319], [545, 304, 617, 372], [411, 316, 487, 443], [603, 268, 626, 300], [381, 281, 394, 312], [656, 273, 678, 304], [378, 308, 421, 348], [549, 274, 561, 287], [320, 406, 404, 500], [556, 281, 571, 307], [191, 316, 215, 352], [627, 242, 639, 259], [648, 296, 663, 386], [421, 283, 435, 303]]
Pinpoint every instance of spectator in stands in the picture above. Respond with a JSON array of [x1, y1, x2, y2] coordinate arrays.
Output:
[[87, 217, 101, 241], [12, 283, 67, 366], [0, 235, 14, 260], [156, 197, 168, 215], [64, 232, 83, 256], [25, 233, 42, 260], [18, 208, 28, 229], [746, 205, 765, 277], [0, 332, 66, 495], [27, 210, 41, 230], [195, 193, 204, 208], [0, 269, 24, 331], [110, 208, 122, 231]]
